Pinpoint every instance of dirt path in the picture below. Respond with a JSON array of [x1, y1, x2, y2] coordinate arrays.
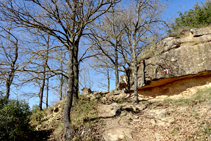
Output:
[[97, 83, 211, 141], [97, 104, 135, 141]]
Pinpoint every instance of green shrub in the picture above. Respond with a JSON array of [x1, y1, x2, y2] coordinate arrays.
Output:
[[30, 105, 45, 124], [0, 100, 33, 141], [0, 92, 7, 109], [171, 0, 211, 31], [31, 104, 40, 114]]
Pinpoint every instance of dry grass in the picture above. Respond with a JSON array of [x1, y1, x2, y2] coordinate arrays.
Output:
[[30, 86, 211, 141], [168, 26, 192, 38], [131, 87, 211, 140], [52, 95, 103, 140], [30, 95, 104, 140]]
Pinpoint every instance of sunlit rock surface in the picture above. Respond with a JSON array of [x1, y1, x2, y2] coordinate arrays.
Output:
[[120, 26, 211, 96]]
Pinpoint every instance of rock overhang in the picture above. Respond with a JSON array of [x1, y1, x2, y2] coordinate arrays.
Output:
[[121, 26, 211, 96]]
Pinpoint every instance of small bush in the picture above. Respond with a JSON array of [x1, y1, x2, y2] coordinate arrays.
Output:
[[0, 92, 7, 109], [203, 122, 211, 136], [0, 100, 33, 141], [30, 104, 45, 125], [31, 104, 40, 114]]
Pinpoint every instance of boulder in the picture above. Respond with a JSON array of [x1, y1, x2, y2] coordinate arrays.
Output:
[[117, 82, 127, 90], [190, 27, 211, 36], [81, 87, 92, 95], [101, 97, 107, 104], [81, 88, 111, 101], [110, 103, 122, 116]]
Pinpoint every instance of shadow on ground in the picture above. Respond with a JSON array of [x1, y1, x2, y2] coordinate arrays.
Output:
[[84, 102, 153, 123], [29, 129, 54, 141]]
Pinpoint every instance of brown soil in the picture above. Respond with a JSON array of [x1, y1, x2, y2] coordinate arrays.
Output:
[[98, 83, 211, 141]]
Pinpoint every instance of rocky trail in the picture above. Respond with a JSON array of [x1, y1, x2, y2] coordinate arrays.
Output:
[[98, 83, 211, 141], [32, 83, 211, 141]]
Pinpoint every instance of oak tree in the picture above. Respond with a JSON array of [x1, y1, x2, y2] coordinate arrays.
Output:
[[0, 0, 120, 139]]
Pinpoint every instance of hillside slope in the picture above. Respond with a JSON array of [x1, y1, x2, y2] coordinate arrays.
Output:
[[99, 83, 211, 141], [32, 83, 211, 141]]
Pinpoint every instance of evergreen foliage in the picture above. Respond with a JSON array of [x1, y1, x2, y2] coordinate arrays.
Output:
[[0, 99, 33, 141], [30, 105, 44, 124], [0, 92, 7, 109], [172, 0, 211, 30]]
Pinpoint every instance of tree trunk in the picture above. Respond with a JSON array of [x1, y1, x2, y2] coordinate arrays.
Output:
[[63, 48, 74, 140], [5, 82, 11, 104], [39, 37, 49, 110], [125, 67, 131, 90], [133, 36, 138, 103], [73, 42, 79, 105], [60, 74, 63, 101], [107, 67, 110, 92], [141, 60, 146, 86], [115, 65, 119, 88], [60, 55, 63, 101], [115, 40, 119, 88], [39, 73, 45, 110], [46, 36, 49, 108], [46, 72, 49, 108], [133, 59, 138, 103], [5, 60, 17, 104]]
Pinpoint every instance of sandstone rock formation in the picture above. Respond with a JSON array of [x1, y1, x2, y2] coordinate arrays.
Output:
[[120, 26, 211, 97], [81, 87, 92, 95], [81, 87, 110, 101]]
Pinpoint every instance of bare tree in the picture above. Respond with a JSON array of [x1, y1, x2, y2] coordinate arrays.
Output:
[[59, 52, 65, 101], [46, 45, 68, 102], [22, 30, 54, 110], [0, 0, 120, 139], [90, 55, 112, 92], [120, 0, 166, 103], [46, 71, 49, 108], [89, 8, 125, 89], [0, 25, 19, 104], [38, 34, 50, 110], [17, 29, 67, 108], [79, 65, 95, 91]]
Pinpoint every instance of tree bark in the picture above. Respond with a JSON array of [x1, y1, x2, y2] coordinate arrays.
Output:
[[63, 48, 74, 140], [133, 61, 138, 103], [141, 60, 146, 86], [46, 36, 49, 108], [5, 69, 15, 104], [39, 70, 45, 111], [46, 72, 49, 108], [60, 74, 63, 101], [114, 39, 119, 88], [60, 54, 64, 101], [73, 42, 79, 105], [5, 82, 11, 104], [107, 67, 110, 92], [63, 2, 77, 139], [5, 33, 18, 104], [125, 67, 132, 90], [133, 34, 139, 103]]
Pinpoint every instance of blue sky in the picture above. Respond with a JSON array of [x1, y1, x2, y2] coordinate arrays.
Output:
[[9, 0, 207, 109], [165, 0, 207, 19]]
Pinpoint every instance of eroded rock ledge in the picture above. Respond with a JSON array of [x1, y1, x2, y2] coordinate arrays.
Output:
[[120, 26, 211, 96]]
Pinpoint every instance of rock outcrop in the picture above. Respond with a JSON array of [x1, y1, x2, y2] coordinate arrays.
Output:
[[81, 87, 110, 102], [120, 26, 211, 97]]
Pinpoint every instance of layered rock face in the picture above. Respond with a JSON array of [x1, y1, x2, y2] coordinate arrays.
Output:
[[121, 26, 211, 97]]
